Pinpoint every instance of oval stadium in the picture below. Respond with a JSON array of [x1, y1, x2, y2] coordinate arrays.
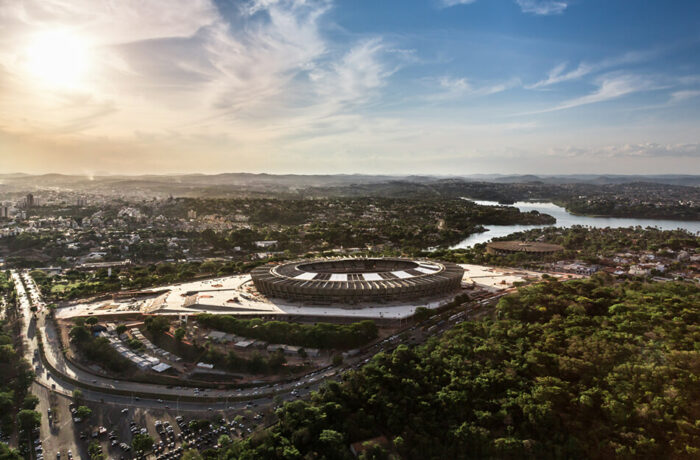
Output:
[[251, 258, 464, 304]]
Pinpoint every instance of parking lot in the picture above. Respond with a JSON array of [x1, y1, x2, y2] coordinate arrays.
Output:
[[34, 385, 276, 460]]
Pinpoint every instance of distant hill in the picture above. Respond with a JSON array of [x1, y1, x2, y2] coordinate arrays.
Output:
[[0, 173, 697, 198], [469, 174, 700, 186]]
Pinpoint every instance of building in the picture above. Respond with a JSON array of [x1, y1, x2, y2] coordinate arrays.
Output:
[[255, 240, 278, 248], [25, 193, 34, 208], [486, 241, 564, 256], [251, 257, 464, 304]]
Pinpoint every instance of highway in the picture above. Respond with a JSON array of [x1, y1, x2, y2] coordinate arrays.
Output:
[[11, 268, 506, 419], [9, 268, 504, 458], [13, 269, 479, 410]]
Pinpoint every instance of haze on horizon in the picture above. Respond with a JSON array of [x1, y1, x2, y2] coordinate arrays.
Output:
[[1, 0, 699, 176]]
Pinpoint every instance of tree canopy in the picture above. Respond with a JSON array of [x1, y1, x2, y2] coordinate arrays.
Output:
[[212, 276, 699, 459]]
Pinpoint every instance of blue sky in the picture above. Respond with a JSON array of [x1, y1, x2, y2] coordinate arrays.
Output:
[[0, 0, 698, 174]]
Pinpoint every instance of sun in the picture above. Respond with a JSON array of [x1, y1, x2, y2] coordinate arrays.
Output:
[[24, 29, 91, 89]]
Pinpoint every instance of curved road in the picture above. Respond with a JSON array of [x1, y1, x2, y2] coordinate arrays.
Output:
[[14, 270, 453, 411]]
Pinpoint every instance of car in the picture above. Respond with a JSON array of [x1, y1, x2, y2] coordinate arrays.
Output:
[[121, 408, 129, 414], [157, 399, 163, 403]]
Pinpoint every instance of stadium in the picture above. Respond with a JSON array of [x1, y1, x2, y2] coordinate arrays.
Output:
[[251, 258, 464, 304]]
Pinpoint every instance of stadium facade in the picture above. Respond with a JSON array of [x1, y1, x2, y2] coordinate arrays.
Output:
[[251, 258, 464, 304]]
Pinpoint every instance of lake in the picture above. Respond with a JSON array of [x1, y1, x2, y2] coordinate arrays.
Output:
[[451, 200, 700, 249]]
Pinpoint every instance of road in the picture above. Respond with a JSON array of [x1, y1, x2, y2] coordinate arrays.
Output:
[[12, 268, 503, 414], [10, 268, 506, 458], [12, 270, 445, 407]]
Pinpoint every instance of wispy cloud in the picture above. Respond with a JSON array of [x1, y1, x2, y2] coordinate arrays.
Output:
[[528, 50, 654, 89], [430, 75, 520, 100], [524, 74, 656, 114], [550, 142, 700, 158], [669, 89, 700, 104], [439, 0, 477, 8], [516, 0, 568, 15]]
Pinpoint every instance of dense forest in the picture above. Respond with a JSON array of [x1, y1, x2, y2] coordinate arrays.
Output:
[[195, 276, 700, 459]]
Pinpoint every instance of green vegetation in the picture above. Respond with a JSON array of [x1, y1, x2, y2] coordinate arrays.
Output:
[[75, 405, 92, 420], [207, 276, 699, 459], [21, 394, 39, 410], [16, 409, 40, 431], [0, 274, 35, 437], [132, 433, 155, 453], [69, 320, 133, 373], [435, 226, 699, 268], [144, 315, 170, 335], [5, 196, 556, 289], [174, 327, 186, 342], [200, 347, 289, 375], [182, 450, 204, 460], [88, 440, 105, 460], [0, 442, 22, 459], [196, 314, 378, 350]]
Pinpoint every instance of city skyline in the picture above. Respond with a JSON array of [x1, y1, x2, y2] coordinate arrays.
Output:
[[1, 0, 699, 175]]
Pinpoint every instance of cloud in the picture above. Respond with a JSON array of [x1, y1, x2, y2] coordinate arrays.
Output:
[[528, 50, 654, 89], [516, 0, 567, 15], [525, 74, 656, 114], [550, 143, 700, 158], [669, 90, 700, 104], [429, 75, 520, 100], [0, 0, 219, 46], [439, 0, 478, 7]]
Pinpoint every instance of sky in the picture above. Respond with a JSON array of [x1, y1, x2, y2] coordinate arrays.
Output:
[[0, 0, 699, 176]]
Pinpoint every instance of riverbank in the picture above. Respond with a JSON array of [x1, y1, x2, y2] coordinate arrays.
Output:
[[452, 199, 700, 248]]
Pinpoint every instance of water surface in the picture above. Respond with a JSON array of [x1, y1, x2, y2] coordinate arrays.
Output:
[[452, 200, 700, 249]]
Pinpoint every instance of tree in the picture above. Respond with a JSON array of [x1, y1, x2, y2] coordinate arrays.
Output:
[[17, 409, 40, 431], [0, 391, 14, 415], [181, 449, 203, 460], [88, 441, 104, 460], [332, 354, 343, 366], [85, 317, 98, 326], [115, 324, 127, 335], [218, 434, 232, 448], [72, 389, 84, 404], [76, 406, 92, 420], [413, 306, 433, 322], [69, 325, 91, 343], [144, 316, 170, 335], [174, 327, 186, 343], [131, 433, 154, 453], [0, 442, 22, 460], [22, 394, 39, 410]]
